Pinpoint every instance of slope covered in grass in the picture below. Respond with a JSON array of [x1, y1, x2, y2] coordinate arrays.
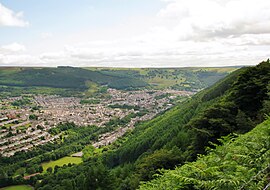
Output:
[[42, 157, 82, 172]]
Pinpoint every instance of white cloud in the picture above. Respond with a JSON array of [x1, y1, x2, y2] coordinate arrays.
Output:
[[0, 54, 42, 66], [0, 0, 270, 67], [157, 0, 270, 40], [0, 3, 29, 27], [1, 43, 26, 52]]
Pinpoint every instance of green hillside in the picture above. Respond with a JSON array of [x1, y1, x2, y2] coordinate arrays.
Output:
[[140, 117, 270, 190], [88, 67, 238, 90], [104, 63, 267, 167], [0, 67, 147, 91], [0, 66, 237, 97], [28, 60, 270, 190], [103, 60, 269, 188]]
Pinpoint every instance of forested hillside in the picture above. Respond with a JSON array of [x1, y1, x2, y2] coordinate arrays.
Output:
[[30, 60, 270, 190], [0, 67, 147, 90], [105, 61, 269, 163], [140, 117, 270, 190]]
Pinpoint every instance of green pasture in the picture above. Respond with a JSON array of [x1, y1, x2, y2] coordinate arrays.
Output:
[[42, 156, 82, 172]]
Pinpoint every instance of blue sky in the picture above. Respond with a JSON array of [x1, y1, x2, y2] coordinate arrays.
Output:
[[0, 0, 270, 67], [0, 0, 164, 44]]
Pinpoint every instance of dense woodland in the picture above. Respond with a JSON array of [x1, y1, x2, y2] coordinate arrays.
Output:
[[141, 117, 270, 189], [0, 60, 269, 189]]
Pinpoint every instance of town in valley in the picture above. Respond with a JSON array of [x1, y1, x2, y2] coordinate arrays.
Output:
[[0, 88, 193, 157]]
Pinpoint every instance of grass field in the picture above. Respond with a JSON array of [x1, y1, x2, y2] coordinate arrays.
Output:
[[42, 156, 82, 172], [0, 185, 33, 190]]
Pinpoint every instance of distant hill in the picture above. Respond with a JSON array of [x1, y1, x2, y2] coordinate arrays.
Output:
[[0, 66, 239, 97], [88, 67, 239, 91], [0, 67, 148, 90]]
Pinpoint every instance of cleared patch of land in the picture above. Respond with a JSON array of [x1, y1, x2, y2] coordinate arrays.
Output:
[[42, 156, 82, 172], [0, 185, 33, 190]]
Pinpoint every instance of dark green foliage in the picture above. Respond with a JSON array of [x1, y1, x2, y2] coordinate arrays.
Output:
[[29, 114, 38, 120], [85, 160, 115, 189], [80, 99, 101, 104], [154, 93, 171, 100], [46, 167, 53, 174], [201, 68, 244, 101], [134, 147, 183, 181], [140, 117, 270, 190], [235, 110, 254, 131], [11, 98, 31, 107], [108, 104, 140, 110], [48, 122, 76, 135], [231, 60, 270, 117], [105, 112, 147, 128]]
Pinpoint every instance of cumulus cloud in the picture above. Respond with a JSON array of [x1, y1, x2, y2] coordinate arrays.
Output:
[[0, 3, 29, 27], [157, 0, 270, 40]]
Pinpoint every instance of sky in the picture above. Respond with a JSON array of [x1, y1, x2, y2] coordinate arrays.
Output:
[[0, 0, 270, 67]]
